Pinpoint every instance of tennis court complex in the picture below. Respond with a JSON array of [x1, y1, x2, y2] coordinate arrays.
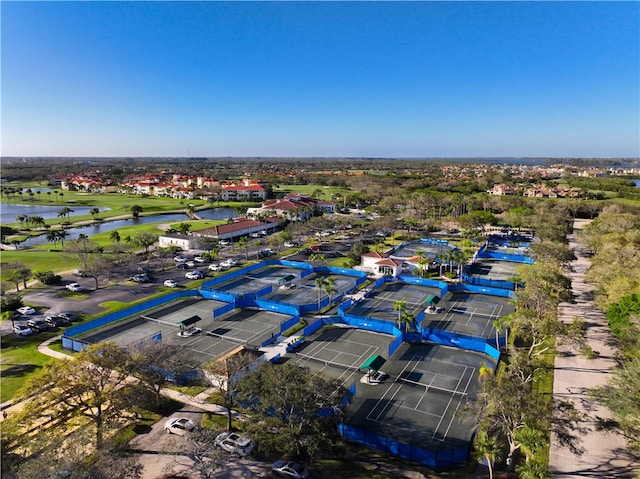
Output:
[[346, 342, 493, 450], [423, 292, 514, 339], [347, 282, 440, 322], [77, 297, 294, 364]]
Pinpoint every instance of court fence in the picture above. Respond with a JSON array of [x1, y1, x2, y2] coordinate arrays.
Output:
[[337, 423, 469, 469], [475, 243, 534, 264], [461, 273, 518, 291]]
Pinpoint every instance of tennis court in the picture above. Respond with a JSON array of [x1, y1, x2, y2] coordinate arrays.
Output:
[[347, 282, 440, 322], [466, 259, 521, 281], [390, 241, 455, 259], [346, 342, 494, 450], [76, 297, 294, 364], [285, 328, 393, 385], [268, 272, 359, 305], [423, 292, 514, 339], [213, 266, 303, 296]]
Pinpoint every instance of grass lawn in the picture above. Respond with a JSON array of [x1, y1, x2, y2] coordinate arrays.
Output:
[[0, 332, 58, 403], [273, 184, 350, 201]]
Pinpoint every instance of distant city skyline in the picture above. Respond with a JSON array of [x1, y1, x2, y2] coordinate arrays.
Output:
[[2, 1, 639, 158]]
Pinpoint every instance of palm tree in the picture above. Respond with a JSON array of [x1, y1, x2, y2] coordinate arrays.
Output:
[[324, 276, 337, 305], [515, 423, 547, 463], [315, 276, 328, 310], [46, 230, 60, 248], [393, 298, 407, 328], [237, 236, 249, 261], [473, 431, 502, 479], [15, 215, 27, 227], [57, 207, 73, 223], [399, 310, 415, 332], [57, 229, 68, 247], [46, 191, 52, 202], [89, 207, 100, 222], [177, 222, 192, 235], [109, 230, 121, 243]]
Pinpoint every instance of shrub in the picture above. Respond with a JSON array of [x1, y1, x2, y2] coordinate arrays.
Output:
[[34, 270, 61, 285]]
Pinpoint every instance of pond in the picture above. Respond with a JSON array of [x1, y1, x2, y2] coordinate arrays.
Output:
[[14, 207, 238, 247], [1, 203, 111, 224]]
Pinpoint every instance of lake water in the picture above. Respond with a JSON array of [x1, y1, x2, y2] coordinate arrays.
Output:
[[11, 207, 238, 247], [633, 179, 640, 188], [1, 203, 111, 224]]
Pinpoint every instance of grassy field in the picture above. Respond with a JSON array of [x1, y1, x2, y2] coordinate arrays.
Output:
[[273, 184, 350, 201]]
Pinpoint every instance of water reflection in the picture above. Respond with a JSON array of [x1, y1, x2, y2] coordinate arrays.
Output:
[[16, 207, 237, 247]]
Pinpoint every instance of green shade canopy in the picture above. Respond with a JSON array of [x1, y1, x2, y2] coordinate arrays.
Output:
[[359, 354, 386, 372], [177, 315, 202, 328], [279, 274, 296, 284], [424, 294, 440, 305]]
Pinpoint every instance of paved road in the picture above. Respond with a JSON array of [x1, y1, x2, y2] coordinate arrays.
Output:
[[549, 220, 639, 478]]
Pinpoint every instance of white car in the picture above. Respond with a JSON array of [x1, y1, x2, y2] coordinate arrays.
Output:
[[174, 255, 187, 263], [219, 240, 230, 246], [271, 460, 310, 479], [16, 306, 36, 315], [66, 283, 84, 292], [163, 279, 178, 288], [214, 432, 254, 456], [14, 324, 34, 336], [194, 256, 206, 263], [208, 263, 223, 271], [284, 241, 299, 248], [164, 417, 197, 436], [185, 271, 204, 280]]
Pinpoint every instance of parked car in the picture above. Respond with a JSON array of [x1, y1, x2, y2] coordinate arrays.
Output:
[[163, 279, 179, 288], [366, 370, 389, 384], [58, 312, 80, 322], [14, 324, 33, 336], [193, 256, 206, 263], [73, 269, 89, 277], [185, 260, 196, 268], [45, 315, 68, 328], [66, 283, 84, 292], [250, 232, 260, 238], [284, 241, 299, 248], [26, 319, 51, 332], [164, 417, 197, 436], [174, 255, 188, 263], [185, 270, 205, 280], [214, 432, 254, 456], [130, 274, 149, 283], [208, 263, 221, 272], [16, 306, 36, 315], [219, 240, 230, 246], [271, 460, 310, 479]]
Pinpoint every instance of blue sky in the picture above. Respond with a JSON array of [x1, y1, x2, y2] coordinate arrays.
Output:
[[2, 1, 638, 158]]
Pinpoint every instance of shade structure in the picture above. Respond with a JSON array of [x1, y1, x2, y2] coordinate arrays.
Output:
[[424, 294, 440, 305], [359, 354, 386, 372], [177, 315, 202, 328]]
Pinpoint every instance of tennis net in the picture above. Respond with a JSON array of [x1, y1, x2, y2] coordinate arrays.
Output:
[[140, 315, 179, 328], [446, 307, 500, 321], [204, 330, 250, 346], [396, 374, 468, 398], [295, 352, 361, 373]]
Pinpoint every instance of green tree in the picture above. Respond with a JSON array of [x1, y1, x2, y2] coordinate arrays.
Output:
[[203, 349, 257, 432], [127, 342, 198, 410], [235, 361, 350, 460], [18, 342, 133, 449], [132, 232, 158, 259], [89, 207, 101, 221], [315, 276, 327, 309], [473, 431, 502, 479], [130, 204, 143, 219], [109, 229, 121, 243]]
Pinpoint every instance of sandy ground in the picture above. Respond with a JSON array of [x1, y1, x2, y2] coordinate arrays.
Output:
[[548, 219, 639, 478]]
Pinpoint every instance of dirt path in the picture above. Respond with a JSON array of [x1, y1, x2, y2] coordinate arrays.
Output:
[[549, 220, 639, 478]]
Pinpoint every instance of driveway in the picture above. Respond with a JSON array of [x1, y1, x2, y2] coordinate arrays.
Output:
[[128, 404, 272, 479]]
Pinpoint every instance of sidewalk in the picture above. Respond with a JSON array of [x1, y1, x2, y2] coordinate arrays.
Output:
[[548, 220, 639, 478]]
